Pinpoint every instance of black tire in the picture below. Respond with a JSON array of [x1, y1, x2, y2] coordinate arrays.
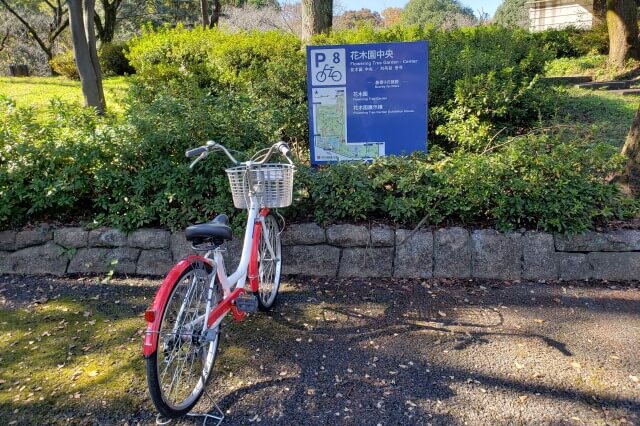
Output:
[[254, 214, 282, 311], [146, 260, 222, 418]]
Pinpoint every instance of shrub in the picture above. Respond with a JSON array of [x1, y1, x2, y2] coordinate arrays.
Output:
[[0, 97, 120, 227], [293, 134, 636, 233], [0, 97, 635, 233], [534, 25, 609, 58], [99, 42, 135, 76], [127, 25, 554, 151], [50, 50, 79, 79]]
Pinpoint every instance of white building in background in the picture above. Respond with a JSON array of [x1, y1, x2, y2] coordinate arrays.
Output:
[[528, 0, 600, 32]]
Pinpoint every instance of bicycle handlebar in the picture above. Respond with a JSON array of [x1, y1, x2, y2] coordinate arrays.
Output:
[[186, 140, 294, 170]]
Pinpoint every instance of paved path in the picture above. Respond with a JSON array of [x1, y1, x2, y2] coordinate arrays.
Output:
[[1, 275, 638, 425], [192, 277, 640, 426]]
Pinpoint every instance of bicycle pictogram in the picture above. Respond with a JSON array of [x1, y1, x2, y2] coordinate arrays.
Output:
[[315, 64, 343, 83]]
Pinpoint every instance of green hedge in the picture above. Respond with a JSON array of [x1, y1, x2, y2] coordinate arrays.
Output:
[[294, 136, 633, 233], [126, 25, 554, 150], [2, 26, 636, 234], [1, 97, 635, 234]]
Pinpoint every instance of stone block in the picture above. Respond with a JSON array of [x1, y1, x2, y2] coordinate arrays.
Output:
[[282, 245, 340, 276], [0, 230, 16, 251], [137, 250, 174, 276], [281, 223, 325, 245], [0, 251, 12, 274], [523, 232, 557, 280], [371, 225, 395, 247], [9, 242, 68, 276], [434, 227, 470, 278], [555, 230, 640, 252], [557, 253, 591, 280], [326, 224, 370, 247], [471, 230, 522, 280], [394, 229, 433, 278], [68, 247, 139, 274], [54, 227, 88, 248], [15, 225, 52, 249], [129, 229, 170, 249], [339, 247, 393, 277], [170, 232, 196, 262], [588, 252, 640, 281], [88, 228, 127, 247]]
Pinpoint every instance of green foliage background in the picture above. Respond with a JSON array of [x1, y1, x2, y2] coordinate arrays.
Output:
[[1, 25, 637, 234]]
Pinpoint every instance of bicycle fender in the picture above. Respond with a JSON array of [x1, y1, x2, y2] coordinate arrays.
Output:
[[142, 256, 212, 358]]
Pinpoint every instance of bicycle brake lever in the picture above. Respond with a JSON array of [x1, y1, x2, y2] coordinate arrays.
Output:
[[189, 151, 208, 169]]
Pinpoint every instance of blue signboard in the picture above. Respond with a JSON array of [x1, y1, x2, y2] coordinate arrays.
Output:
[[307, 41, 428, 165]]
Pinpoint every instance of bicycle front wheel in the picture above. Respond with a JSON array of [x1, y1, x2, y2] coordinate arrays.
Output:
[[146, 260, 222, 418], [255, 214, 282, 311]]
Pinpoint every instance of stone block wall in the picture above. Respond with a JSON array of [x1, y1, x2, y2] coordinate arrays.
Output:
[[0, 224, 639, 280]]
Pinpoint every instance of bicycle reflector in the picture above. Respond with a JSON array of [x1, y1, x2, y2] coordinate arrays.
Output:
[[145, 309, 156, 322]]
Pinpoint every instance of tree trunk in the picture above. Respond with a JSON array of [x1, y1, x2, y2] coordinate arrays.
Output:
[[210, 0, 221, 28], [200, 0, 210, 28], [69, 0, 106, 114], [607, 0, 640, 67], [301, 0, 332, 43], [613, 105, 640, 195]]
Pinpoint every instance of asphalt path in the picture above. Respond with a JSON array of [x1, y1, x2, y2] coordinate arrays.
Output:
[[1, 275, 639, 425]]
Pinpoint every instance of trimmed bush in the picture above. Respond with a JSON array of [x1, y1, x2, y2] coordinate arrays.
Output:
[[50, 50, 79, 79], [296, 134, 636, 233], [127, 25, 554, 150], [99, 42, 135, 76]]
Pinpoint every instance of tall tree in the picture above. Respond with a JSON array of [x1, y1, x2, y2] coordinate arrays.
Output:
[[612, 106, 640, 195], [199, 0, 215, 27], [493, 0, 528, 28], [68, 0, 105, 113], [607, 0, 640, 67], [94, 0, 123, 43], [301, 0, 332, 43], [0, 0, 68, 62], [381, 7, 403, 27], [334, 8, 382, 29], [403, 0, 476, 28]]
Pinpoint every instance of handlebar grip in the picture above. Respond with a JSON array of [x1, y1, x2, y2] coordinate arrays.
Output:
[[185, 146, 207, 158], [277, 142, 292, 160]]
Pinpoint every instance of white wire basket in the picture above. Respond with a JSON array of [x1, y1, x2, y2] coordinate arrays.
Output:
[[226, 163, 295, 209]]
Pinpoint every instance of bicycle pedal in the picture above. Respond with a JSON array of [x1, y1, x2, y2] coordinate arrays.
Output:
[[235, 294, 258, 313]]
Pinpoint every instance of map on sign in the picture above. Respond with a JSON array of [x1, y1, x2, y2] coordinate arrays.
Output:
[[307, 41, 428, 165], [312, 88, 384, 162]]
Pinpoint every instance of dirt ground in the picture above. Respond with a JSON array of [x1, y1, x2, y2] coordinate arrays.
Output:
[[1, 274, 639, 425]]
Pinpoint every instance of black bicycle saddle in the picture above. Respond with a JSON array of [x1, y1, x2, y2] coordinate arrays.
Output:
[[185, 214, 233, 245]]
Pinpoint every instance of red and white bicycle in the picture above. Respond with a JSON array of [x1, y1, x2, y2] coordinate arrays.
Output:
[[142, 140, 294, 423]]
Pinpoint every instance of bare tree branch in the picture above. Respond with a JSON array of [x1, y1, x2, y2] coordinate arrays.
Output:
[[0, 0, 52, 57]]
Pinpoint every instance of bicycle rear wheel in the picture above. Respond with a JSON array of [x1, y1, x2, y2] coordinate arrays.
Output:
[[254, 213, 282, 311], [146, 260, 222, 418]]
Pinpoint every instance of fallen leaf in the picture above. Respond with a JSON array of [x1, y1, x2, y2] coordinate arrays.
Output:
[[88, 371, 99, 377], [571, 362, 582, 369]]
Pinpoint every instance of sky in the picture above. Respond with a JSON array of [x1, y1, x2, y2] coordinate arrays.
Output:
[[337, 0, 503, 18]]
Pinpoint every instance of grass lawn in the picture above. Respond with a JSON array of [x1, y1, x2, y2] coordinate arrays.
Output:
[[545, 55, 640, 81], [554, 87, 639, 148], [0, 285, 148, 425], [0, 76, 129, 116]]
